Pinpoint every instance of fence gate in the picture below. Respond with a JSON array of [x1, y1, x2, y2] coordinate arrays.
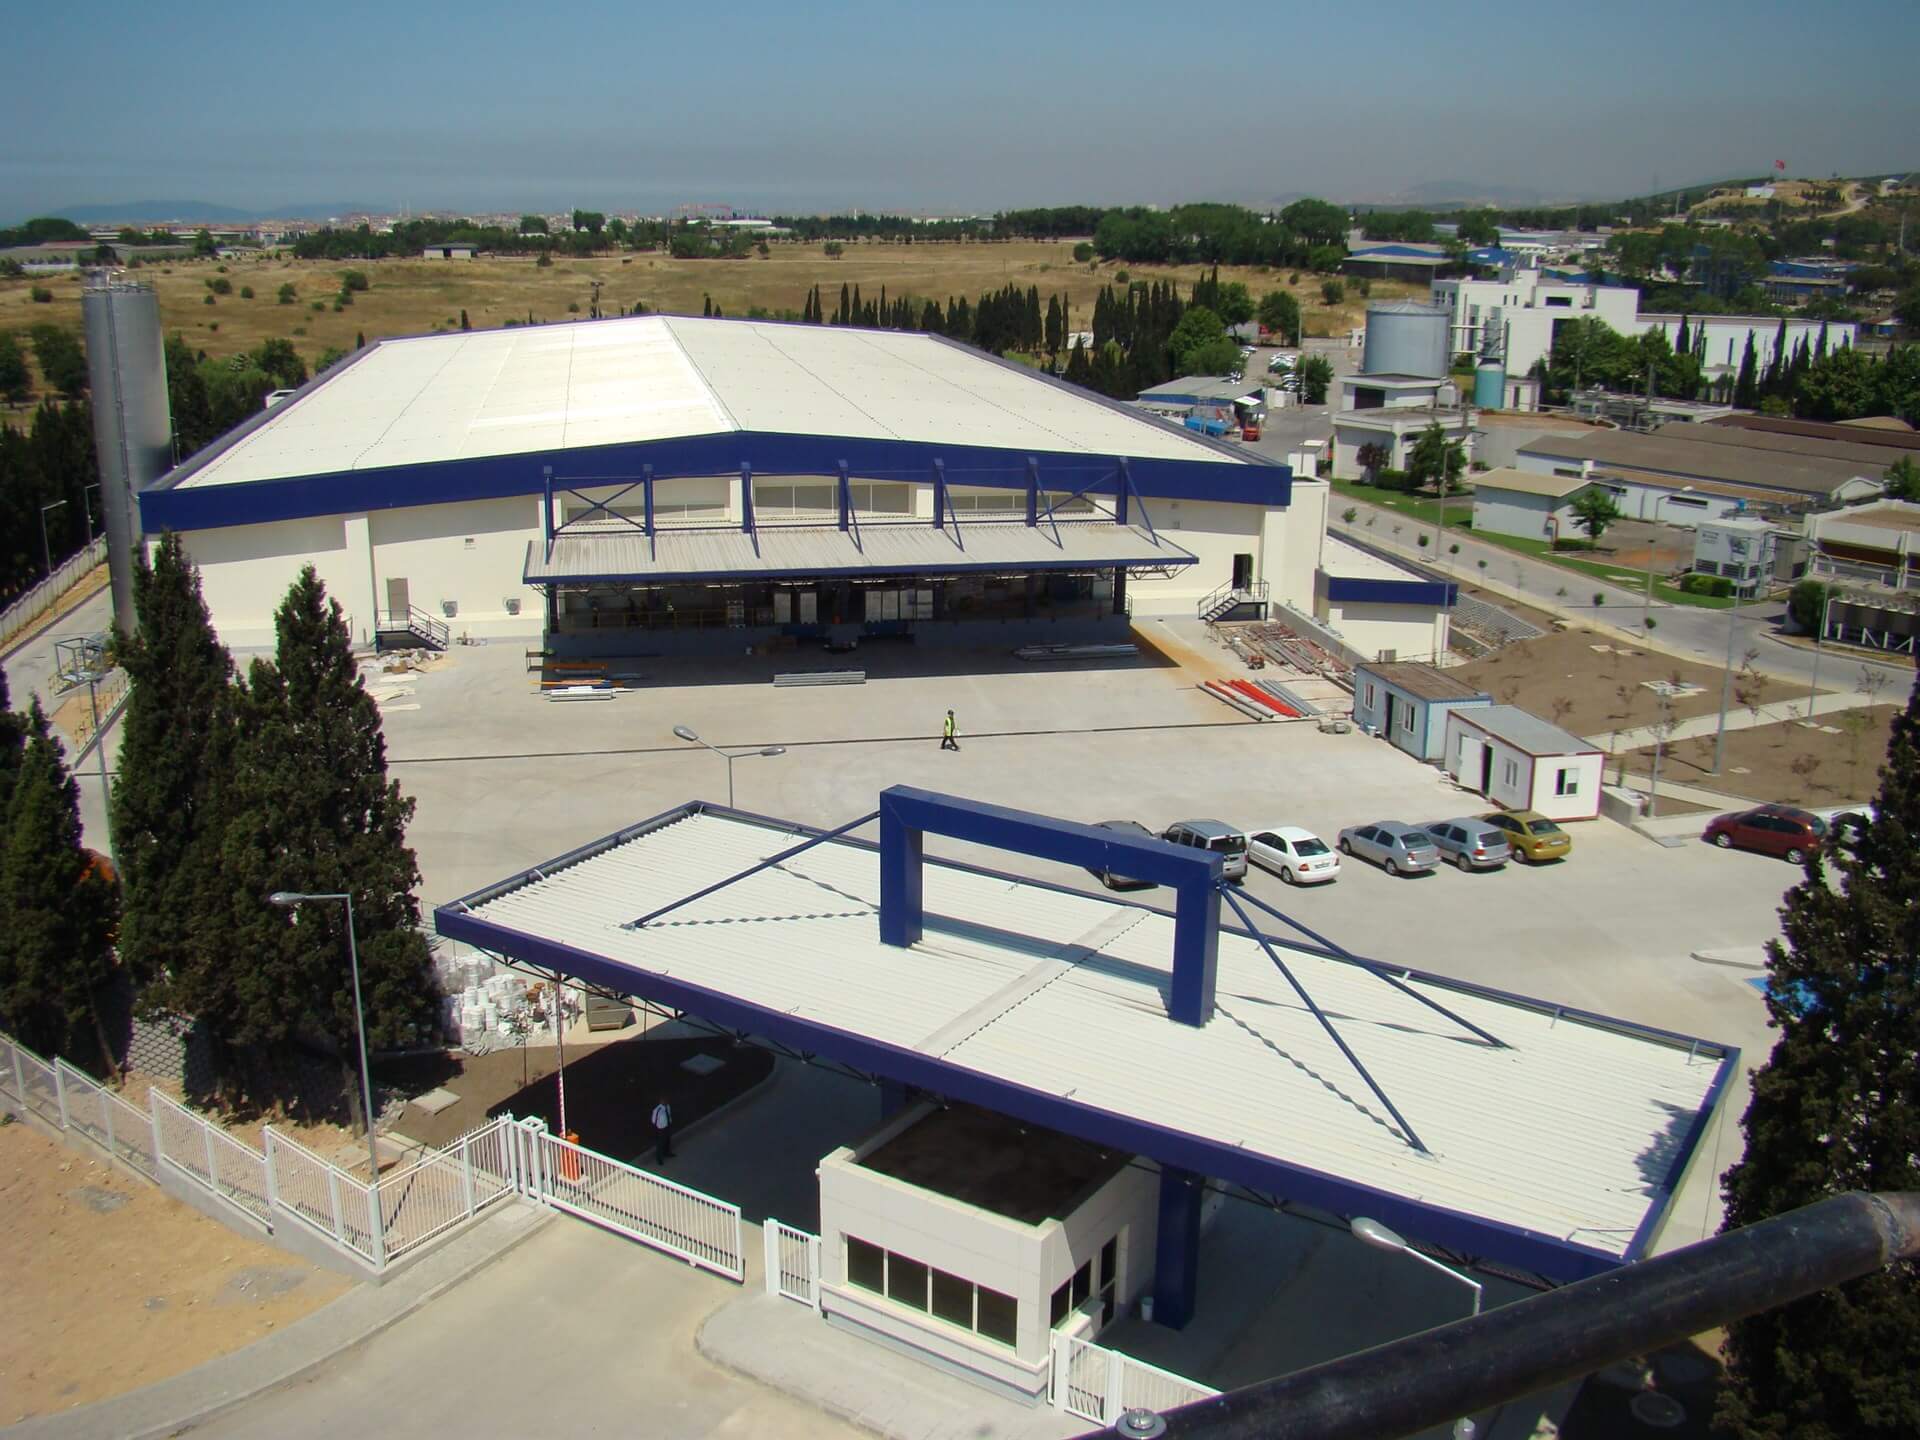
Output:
[[1049, 1332, 1219, 1425], [521, 1122, 745, 1281], [763, 1220, 820, 1307]]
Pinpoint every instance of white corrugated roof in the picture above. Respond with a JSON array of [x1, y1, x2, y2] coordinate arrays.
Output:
[[177, 316, 1242, 489], [523, 519, 1194, 581], [452, 811, 1724, 1263]]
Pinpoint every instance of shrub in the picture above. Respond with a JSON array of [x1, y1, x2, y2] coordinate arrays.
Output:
[[30, 285, 53, 303], [1115, 270, 1130, 284], [1593, 592, 1605, 607], [1321, 280, 1346, 305], [566, 301, 580, 313], [335, 288, 354, 307], [278, 282, 297, 304], [205, 276, 232, 295], [1551, 537, 1594, 552], [1073, 242, 1094, 263], [203, 293, 215, 305], [1680, 573, 1736, 598], [339, 269, 369, 292], [239, 285, 254, 299], [823, 241, 844, 258], [535, 252, 553, 268]]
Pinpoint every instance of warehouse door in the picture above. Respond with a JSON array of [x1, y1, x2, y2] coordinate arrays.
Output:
[[386, 577, 411, 617]]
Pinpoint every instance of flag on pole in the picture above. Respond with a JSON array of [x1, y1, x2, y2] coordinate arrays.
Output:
[[1774, 159, 1787, 172]]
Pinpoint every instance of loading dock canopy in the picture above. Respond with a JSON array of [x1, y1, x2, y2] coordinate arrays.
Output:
[[436, 803, 1735, 1283], [523, 519, 1194, 585]]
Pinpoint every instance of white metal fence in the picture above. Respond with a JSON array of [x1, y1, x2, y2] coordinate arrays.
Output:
[[763, 1219, 821, 1307], [263, 1125, 386, 1264], [0, 540, 106, 651], [1050, 1332, 1218, 1425], [521, 1124, 745, 1281]]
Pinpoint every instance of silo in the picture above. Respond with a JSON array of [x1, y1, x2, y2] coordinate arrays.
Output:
[[82, 278, 173, 637], [1473, 306, 1506, 407], [1361, 301, 1450, 379]]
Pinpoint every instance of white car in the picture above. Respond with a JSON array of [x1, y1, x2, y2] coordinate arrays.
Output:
[[1247, 826, 1341, 885]]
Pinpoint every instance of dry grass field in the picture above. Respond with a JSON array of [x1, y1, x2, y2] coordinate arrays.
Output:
[[0, 240, 1415, 402]]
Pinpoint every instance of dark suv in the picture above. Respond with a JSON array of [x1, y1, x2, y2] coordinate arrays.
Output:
[[1702, 805, 1828, 864]]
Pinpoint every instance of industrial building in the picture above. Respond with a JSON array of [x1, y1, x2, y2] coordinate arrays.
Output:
[[1468, 468, 1627, 542], [1350, 661, 1491, 761], [435, 789, 1735, 1401], [1329, 302, 1475, 480], [1441, 707, 1604, 821], [1803, 500, 1920, 591], [1340, 243, 1453, 283]]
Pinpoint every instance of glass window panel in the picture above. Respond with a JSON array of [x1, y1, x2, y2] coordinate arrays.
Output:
[[1051, 1280, 1072, 1327], [1101, 1237, 1118, 1286], [930, 1269, 974, 1328], [887, 1253, 930, 1311], [976, 1287, 1018, 1346], [846, 1236, 884, 1293], [1071, 1260, 1092, 1306]]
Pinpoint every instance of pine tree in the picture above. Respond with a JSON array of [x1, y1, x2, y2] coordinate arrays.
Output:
[[459, 309, 471, 332], [0, 669, 23, 807], [113, 533, 235, 1004], [1676, 315, 1692, 356], [1717, 670, 1920, 1439], [0, 700, 121, 1073], [201, 569, 435, 1123], [355, 331, 366, 350]]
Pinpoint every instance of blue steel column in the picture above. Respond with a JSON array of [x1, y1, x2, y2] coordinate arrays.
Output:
[[740, 463, 754, 534], [1153, 1166, 1205, 1329], [1168, 872, 1220, 1026], [932, 459, 947, 528], [837, 461, 851, 532], [1115, 459, 1130, 525], [1026, 457, 1039, 526], [642, 463, 655, 536], [541, 466, 554, 559], [877, 797, 924, 948]]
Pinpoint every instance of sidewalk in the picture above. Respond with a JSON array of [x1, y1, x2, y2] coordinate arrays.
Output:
[[699, 1290, 1081, 1440], [2, 1201, 550, 1440]]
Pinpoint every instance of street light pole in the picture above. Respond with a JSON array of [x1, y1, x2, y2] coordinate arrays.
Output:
[[86, 673, 115, 867], [1710, 531, 1769, 775], [267, 891, 380, 1191], [39, 498, 67, 577], [1351, 1216, 1484, 1440], [671, 724, 786, 808], [82, 483, 100, 548]]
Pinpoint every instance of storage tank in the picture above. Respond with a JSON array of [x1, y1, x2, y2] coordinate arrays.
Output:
[[1474, 362, 1506, 408], [82, 278, 173, 637], [1361, 301, 1450, 379]]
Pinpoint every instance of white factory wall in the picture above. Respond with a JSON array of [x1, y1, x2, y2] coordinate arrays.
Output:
[[1129, 498, 1273, 615], [1471, 489, 1565, 541], [1315, 586, 1449, 664], [177, 513, 382, 652], [1331, 414, 1473, 481], [369, 495, 544, 639], [1273, 479, 1327, 613]]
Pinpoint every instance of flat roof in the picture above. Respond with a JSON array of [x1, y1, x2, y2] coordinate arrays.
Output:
[[437, 807, 1732, 1280], [1710, 414, 1920, 453], [859, 1103, 1127, 1226], [1451, 704, 1598, 756], [1321, 533, 1429, 583], [1470, 467, 1599, 500], [1517, 429, 1879, 496], [170, 315, 1245, 492], [1356, 661, 1489, 703], [523, 518, 1194, 584], [1658, 423, 1912, 470]]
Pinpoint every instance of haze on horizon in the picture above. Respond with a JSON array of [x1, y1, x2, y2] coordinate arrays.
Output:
[[2, 0, 1915, 222]]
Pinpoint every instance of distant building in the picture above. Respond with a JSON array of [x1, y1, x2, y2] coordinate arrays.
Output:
[[422, 244, 475, 261], [1469, 468, 1619, 542], [1691, 517, 1783, 598], [1803, 499, 1920, 592], [1341, 243, 1453, 283]]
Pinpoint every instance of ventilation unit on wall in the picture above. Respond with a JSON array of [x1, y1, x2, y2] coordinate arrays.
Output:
[[502, 597, 521, 615], [442, 600, 459, 618]]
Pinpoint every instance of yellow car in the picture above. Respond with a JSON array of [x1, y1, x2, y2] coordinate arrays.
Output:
[[1479, 810, 1573, 864]]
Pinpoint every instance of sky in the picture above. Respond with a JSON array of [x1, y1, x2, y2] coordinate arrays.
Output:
[[3, 0, 1917, 222]]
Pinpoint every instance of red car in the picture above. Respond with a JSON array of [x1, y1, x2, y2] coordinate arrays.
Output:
[[1702, 805, 1827, 864]]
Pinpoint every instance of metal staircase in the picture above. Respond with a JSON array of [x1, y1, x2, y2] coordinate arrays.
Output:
[[374, 605, 450, 651], [1197, 581, 1268, 623]]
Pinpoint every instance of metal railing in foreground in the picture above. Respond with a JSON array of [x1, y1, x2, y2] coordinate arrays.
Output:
[[764, 1219, 820, 1307], [1089, 1190, 1920, 1440], [1052, 1332, 1218, 1426]]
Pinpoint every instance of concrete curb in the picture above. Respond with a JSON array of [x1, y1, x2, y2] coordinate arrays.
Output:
[[1, 1200, 554, 1440]]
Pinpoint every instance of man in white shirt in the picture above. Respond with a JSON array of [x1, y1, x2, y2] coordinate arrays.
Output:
[[652, 1100, 674, 1163]]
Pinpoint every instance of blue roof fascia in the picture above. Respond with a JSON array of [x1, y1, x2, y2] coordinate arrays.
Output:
[[524, 552, 1197, 587], [1620, 1044, 1742, 1264], [1326, 576, 1457, 607], [140, 430, 1288, 534], [435, 800, 1737, 1285]]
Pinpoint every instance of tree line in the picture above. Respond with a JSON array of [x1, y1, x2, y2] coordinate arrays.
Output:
[[1092, 200, 1349, 271], [0, 536, 436, 1120]]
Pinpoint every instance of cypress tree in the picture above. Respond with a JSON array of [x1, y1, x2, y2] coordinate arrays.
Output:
[[1734, 334, 1759, 409], [459, 309, 471, 332], [0, 699, 121, 1073], [837, 283, 850, 325], [113, 532, 235, 1004], [0, 669, 23, 806], [1675, 315, 1691, 355], [355, 331, 365, 350], [204, 569, 435, 1123], [1716, 670, 1920, 1438]]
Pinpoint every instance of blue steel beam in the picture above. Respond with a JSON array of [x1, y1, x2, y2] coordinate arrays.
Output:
[[876, 787, 1219, 1026], [1220, 886, 1429, 1155], [625, 809, 881, 930]]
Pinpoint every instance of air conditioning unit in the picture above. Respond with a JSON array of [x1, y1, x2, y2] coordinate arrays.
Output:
[[441, 600, 458, 618], [502, 597, 522, 616]]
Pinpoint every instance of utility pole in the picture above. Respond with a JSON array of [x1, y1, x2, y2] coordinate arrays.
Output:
[[1710, 531, 1768, 774]]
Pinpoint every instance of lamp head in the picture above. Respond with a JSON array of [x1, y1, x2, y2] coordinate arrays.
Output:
[[759, 746, 787, 758], [268, 891, 303, 907], [1349, 1216, 1408, 1254], [672, 725, 700, 743]]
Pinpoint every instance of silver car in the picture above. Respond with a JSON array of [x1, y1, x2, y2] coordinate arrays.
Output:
[[1336, 821, 1440, 877], [1423, 818, 1513, 872]]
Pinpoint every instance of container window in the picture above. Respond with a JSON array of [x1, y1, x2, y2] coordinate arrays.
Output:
[[887, 1254, 930, 1311], [976, 1287, 1018, 1346], [931, 1269, 974, 1328], [846, 1236, 884, 1294]]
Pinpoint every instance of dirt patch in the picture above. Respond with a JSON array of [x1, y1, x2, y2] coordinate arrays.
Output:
[[393, 1032, 773, 1162], [1451, 628, 1811, 740], [1627, 705, 1897, 808], [0, 1120, 349, 1423]]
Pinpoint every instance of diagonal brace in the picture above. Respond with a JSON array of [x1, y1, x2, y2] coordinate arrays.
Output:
[[625, 809, 881, 930], [1220, 886, 1429, 1155]]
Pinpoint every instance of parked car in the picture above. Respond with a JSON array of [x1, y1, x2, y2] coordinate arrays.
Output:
[[1335, 822, 1439, 876], [1161, 819, 1248, 882], [1479, 810, 1573, 864], [1247, 826, 1340, 885], [1084, 820, 1158, 892], [1423, 818, 1512, 872], [1702, 805, 1828, 864], [1815, 804, 1876, 841]]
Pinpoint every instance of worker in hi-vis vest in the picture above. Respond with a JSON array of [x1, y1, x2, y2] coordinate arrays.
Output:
[[941, 709, 959, 752]]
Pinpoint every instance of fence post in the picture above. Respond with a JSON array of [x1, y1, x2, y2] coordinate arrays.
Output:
[[202, 1115, 220, 1187], [148, 1086, 165, 1166], [263, 1128, 280, 1214], [1050, 1333, 1069, 1412], [764, 1226, 780, 1297], [369, 1183, 387, 1270], [809, 1233, 821, 1311], [103, 1082, 116, 1156], [54, 1061, 69, 1130], [3, 1036, 19, 1103], [1103, 1346, 1125, 1425], [326, 1167, 345, 1241], [460, 1133, 477, 1218]]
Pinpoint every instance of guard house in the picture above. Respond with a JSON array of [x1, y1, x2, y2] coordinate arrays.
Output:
[[1441, 706, 1604, 821], [1352, 660, 1491, 761], [437, 788, 1733, 1401]]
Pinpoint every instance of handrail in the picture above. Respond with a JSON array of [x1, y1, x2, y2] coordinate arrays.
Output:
[[1196, 581, 1269, 619], [376, 606, 450, 648]]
